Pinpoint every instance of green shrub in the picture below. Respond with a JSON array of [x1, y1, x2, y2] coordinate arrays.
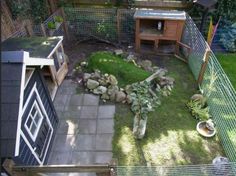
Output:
[[54, 16, 63, 23], [47, 22, 56, 29]]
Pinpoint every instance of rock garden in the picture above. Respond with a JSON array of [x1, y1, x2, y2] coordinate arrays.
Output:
[[70, 45, 224, 166]]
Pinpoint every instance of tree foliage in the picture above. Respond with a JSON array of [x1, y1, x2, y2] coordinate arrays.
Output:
[[216, 0, 236, 22]]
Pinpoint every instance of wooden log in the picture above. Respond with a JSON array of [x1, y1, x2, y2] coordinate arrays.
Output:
[[143, 69, 162, 83]]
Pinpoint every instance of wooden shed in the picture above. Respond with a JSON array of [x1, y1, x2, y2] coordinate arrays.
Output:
[[134, 10, 186, 53], [1, 51, 59, 167], [1, 36, 68, 99]]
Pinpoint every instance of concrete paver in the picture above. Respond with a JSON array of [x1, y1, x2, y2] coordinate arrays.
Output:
[[49, 79, 115, 171]]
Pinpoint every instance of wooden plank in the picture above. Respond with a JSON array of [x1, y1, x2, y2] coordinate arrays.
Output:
[[197, 49, 211, 85], [61, 8, 70, 40]]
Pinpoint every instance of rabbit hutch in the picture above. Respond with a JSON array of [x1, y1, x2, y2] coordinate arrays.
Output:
[[134, 10, 188, 55], [1, 36, 68, 99]]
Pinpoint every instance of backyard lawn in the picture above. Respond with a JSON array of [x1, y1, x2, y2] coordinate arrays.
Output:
[[216, 53, 236, 89], [112, 57, 224, 166]]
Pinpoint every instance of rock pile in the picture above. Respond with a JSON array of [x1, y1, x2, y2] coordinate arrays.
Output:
[[83, 70, 130, 103]]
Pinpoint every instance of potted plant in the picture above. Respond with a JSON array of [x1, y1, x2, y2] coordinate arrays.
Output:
[[54, 16, 63, 29], [47, 22, 56, 36]]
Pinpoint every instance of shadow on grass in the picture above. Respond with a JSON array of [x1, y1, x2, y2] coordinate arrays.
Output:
[[112, 57, 224, 166]]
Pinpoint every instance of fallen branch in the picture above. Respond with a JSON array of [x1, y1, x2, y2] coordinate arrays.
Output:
[[142, 70, 162, 83]]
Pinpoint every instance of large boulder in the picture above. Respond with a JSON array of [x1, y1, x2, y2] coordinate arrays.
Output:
[[115, 91, 126, 102], [107, 75, 118, 85], [93, 86, 107, 95], [87, 79, 99, 90]]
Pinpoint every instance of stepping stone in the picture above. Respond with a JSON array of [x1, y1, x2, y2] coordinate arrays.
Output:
[[63, 111, 81, 119], [97, 119, 114, 134], [95, 134, 113, 151], [98, 105, 115, 119], [80, 106, 98, 119], [73, 135, 96, 151], [78, 119, 97, 134], [54, 94, 70, 106], [83, 94, 99, 106]]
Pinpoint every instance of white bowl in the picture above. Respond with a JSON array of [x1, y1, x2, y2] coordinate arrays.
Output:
[[196, 121, 216, 137]]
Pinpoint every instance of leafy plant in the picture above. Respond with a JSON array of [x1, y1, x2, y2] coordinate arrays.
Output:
[[47, 22, 56, 29], [29, 0, 49, 24], [130, 81, 160, 119], [7, 0, 31, 20], [220, 22, 236, 52], [54, 16, 63, 23], [186, 100, 211, 121]]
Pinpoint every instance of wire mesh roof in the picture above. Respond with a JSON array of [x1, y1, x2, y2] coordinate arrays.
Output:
[[134, 10, 186, 20]]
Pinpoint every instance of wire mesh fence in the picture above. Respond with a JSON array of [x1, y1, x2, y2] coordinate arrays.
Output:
[[182, 14, 236, 162], [64, 7, 135, 43], [117, 162, 236, 176]]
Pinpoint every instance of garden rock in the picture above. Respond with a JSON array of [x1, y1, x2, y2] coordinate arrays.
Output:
[[140, 60, 152, 71], [114, 49, 123, 55], [91, 70, 101, 80], [80, 61, 88, 67], [83, 73, 91, 81], [107, 75, 118, 85], [191, 94, 204, 102], [159, 76, 175, 87], [101, 93, 110, 100], [107, 85, 119, 95], [87, 79, 99, 90], [127, 54, 137, 61], [157, 68, 168, 77], [110, 93, 116, 101], [93, 86, 107, 95], [126, 95, 132, 104], [98, 78, 108, 86], [115, 91, 126, 102], [125, 85, 132, 94]]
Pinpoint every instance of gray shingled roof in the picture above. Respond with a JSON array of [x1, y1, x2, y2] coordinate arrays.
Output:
[[1, 63, 23, 158], [134, 10, 186, 20]]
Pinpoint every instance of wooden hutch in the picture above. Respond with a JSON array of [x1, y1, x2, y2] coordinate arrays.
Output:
[[134, 10, 186, 53]]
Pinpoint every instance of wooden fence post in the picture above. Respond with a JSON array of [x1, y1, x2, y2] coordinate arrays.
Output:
[[61, 8, 70, 40], [40, 23, 47, 37], [25, 21, 33, 37], [117, 9, 121, 43], [197, 48, 211, 85]]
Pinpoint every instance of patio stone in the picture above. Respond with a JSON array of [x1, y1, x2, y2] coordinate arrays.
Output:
[[73, 135, 96, 151], [94, 152, 112, 164], [54, 94, 70, 106], [69, 94, 84, 106], [66, 105, 83, 112], [57, 119, 79, 135], [78, 119, 96, 134], [56, 111, 65, 119], [80, 106, 98, 119], [97, 119, 114, 134], [63, 111, 81, 119], [54, 105, 65, 112], [52, 134, 75, 152], [48, 151, 72, 165], [98, 105, 115, 119], [95, 134, 113, 151], [83, 94, 99, 106], [70, 151, 95, 164]]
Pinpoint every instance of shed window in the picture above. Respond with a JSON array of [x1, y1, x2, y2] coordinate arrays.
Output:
[[25, 101, 43, 141]]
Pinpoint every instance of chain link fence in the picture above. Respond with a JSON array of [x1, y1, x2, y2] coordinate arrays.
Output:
[[182, 14, 236, 162]]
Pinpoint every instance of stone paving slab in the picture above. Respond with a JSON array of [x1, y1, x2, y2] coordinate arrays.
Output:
[[98, 105, 115, 119], [97, 119, 114, 134], [78, 119, 97, 134], [68, 173, 96, 176], [69, 95, 84, 106], [95, 134, 113, 151], [83, 94, 99, 106], [63, 111, 81, 120], [57, 119, 79, 135], [52, 134, 75, 152], [80, 106, 98, 119], [70, 151, 95, 165], [94, 152, 113, 164], [73, 135, 96, 151], [48, 151, 72, 165]]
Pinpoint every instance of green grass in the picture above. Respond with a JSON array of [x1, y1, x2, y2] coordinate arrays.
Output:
[[86, 51, 151, 87], [112, 58, 224, 166], [216, 53, 236, 89]]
